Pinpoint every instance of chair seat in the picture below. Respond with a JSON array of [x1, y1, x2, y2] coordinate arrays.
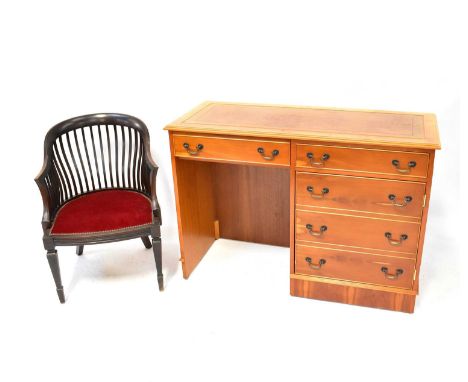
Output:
[[50, 190, 153, 236]]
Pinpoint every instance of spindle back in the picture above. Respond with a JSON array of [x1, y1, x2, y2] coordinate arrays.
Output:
[[40, 113, 153, 220]]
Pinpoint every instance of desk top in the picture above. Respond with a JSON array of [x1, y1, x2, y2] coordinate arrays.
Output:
[[165, 101, 440, 150]]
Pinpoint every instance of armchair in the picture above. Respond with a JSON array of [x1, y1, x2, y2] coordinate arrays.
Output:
[[35, 113, 163, 303]]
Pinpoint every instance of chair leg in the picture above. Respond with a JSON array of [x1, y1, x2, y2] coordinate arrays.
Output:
[[152, 237, 164, 291], [46, 250, 65, 303], [141, 236, 152, 249], [76, 245, 84, 256]]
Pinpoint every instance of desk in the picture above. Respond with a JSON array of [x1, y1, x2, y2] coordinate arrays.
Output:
[[165, 101, 440, 312]]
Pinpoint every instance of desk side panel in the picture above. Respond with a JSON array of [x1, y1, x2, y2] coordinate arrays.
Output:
[[413, 150, 435, 293], [170, 132, 217, 278], [290, 142, 297, 274]]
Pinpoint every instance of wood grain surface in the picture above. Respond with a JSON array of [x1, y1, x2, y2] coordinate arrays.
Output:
[[295, 244, 415, 289], [171, 154, 217, 279], [295, 172, 426, 219], [295, 143, 429, 179], [290, 277, 416, 313], [295, 209, 421, 255], [173, 133, 290, 166], [213, 163, 290, 246]]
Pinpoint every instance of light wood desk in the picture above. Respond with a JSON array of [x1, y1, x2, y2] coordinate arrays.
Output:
[[165, 101, 440, 312]]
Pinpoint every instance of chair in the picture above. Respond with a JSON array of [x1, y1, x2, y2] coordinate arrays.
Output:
[[35, 113, 163, 303]]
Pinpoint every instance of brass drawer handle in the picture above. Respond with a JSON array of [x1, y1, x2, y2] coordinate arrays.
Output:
[[306, 186, 329, 199], [257, 147, 279, 161], [392, 159, 416, 174], [183, 142, 204, 155], [305, 256, 326, 270], [306, 224, 327, 237], [388, 194, 412, 207], [306, 152, 330, 166], [381, 267, 404, 280], [385, 232, 408, 246]]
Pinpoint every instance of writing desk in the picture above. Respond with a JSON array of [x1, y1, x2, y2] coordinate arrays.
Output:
[[165, 101, 440, 312]]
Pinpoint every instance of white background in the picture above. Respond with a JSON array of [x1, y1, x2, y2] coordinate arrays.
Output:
[[0, 1, 465, 381]]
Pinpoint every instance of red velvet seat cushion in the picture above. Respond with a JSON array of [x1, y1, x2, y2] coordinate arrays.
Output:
[[51, 190, 153, 235]]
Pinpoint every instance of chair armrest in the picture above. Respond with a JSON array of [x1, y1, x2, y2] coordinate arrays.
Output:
[[143, 151, 162, 225], [34, 156, 53, 231]]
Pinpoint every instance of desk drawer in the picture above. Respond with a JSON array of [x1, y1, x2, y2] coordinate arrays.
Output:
[[295, 245, 415, 289], [295, 210, 420, 255], [296, 172, 426, 218], [296, 144, 429, 179], [173, 134, 290, 166]]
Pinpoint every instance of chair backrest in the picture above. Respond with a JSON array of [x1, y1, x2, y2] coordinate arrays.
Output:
[[41, 113, 153, 215]]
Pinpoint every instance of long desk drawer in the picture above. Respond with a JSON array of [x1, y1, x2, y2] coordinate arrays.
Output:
[[295, 209, 420, 255], [295, 143, 429, 179], [173, 134, 290, 166], [296, 172, 426, 218], [295, 244, 415, 289]]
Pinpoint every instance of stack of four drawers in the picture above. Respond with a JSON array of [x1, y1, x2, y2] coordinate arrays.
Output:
[[292, 142, 431, 310]]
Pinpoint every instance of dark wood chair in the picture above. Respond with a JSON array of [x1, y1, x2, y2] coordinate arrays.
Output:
[[35, 113, 163, 303]]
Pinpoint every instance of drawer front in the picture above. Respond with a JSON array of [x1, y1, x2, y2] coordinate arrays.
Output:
[[295, 245, 415, 289], [296, 172, 426, 218], [296, 144, 429, 179], [295, 210, 420, 255], [173, 134, 290, 166]]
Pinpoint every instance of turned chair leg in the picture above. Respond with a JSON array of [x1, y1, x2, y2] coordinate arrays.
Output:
[[141, 236, 152, 249], [76, 245, 84, 256], [46, 250, 65, 303], [152, 237, 164, 291]]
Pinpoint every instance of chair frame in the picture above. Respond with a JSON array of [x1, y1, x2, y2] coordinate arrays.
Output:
[[35, 113, 163, 303]]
